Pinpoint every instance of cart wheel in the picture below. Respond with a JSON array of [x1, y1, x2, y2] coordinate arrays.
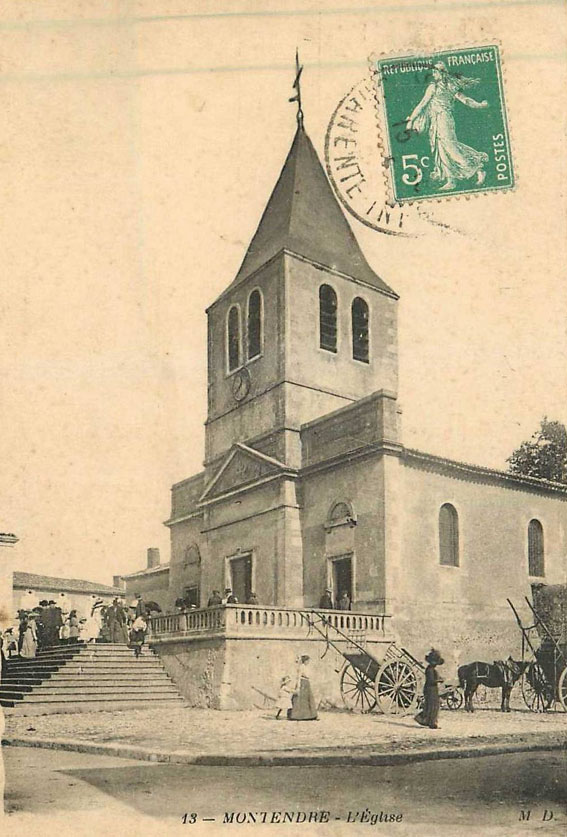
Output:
[[340, 664, 377, 713], [375, 660, 419, 715], [557, 668, 567, 712], [444, 689, 464, 710], [522, 663, 554, 712]]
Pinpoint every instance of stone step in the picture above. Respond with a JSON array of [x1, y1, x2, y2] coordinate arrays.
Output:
[[38, 671, 168, 680], [36, 650, 155, 660], [37, 644, 154, 654], [8, 690, 183, 704], [17, 685, 180, 696], [8, 659, 163, 670], [1, 676, 49, 685], [12, 649, 156, 662], [3, 697, 185, 715], [1, 675, 173, 689]]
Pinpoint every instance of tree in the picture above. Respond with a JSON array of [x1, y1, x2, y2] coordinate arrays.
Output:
[[507, 417, 567, 484]]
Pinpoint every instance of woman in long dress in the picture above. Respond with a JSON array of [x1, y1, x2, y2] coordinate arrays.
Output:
[[20, 615, 38, 659], [82, 602, 103, 643], [289, 655, 318, 721], [415, 648, 444, 729], [406, 61, 489, 191]]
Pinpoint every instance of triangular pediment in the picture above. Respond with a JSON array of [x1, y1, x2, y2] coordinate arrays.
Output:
[[199, 444, 287, 503]]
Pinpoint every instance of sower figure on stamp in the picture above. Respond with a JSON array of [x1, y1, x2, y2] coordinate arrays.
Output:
[[415, 649, 444, 729], [406, 62, 488, 192]]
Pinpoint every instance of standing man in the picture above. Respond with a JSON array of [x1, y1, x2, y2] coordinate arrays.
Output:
[[319, 588, 334, 610], [135, 593, 147, 618], [106, 598, 126, 644], [36, 600, 49, 650], [43, 601, 61, 647], [52, 599, 63, 644], [338, 591, 351, 611]]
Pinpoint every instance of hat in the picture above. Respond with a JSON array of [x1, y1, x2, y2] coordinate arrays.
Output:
[[300, 654, 310, 664], [280, 675, 291, 684], [325, 588, 332, 593], [425, 648, 444, 666]]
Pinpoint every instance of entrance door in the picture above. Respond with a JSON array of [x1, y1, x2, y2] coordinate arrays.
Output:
[[332, 555, 353, 608], [230, 555, 252, 604]]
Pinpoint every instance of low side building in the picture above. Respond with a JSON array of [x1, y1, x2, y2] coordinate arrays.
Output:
[[120, 548, 171, 610], [13, 571, 122, 619]]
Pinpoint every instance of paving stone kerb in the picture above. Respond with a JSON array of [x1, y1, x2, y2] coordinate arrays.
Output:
[[3, 707, 566, 765], [2, 732, 566, 767]]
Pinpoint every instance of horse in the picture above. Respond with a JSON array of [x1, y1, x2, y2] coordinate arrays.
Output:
[[457, 657, 528, 712]]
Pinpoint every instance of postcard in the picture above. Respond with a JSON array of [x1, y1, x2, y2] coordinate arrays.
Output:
[[1, 1, 566, 835]]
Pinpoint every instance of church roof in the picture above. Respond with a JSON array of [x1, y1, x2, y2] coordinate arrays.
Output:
[[227, 126, 396, 297]]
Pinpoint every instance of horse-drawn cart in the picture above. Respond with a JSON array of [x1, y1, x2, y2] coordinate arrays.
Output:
[[508, 589, 567, 712], [305, 611, 463, 714]]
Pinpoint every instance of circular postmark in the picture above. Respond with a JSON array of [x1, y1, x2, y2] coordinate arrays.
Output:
[[325, 79, 440, 236]]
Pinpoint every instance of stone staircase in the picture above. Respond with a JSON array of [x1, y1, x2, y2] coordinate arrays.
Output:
[[0, 642, 185, 715]]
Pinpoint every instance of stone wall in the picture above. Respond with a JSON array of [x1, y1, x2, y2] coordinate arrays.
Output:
[[153, 634, 393, 710]]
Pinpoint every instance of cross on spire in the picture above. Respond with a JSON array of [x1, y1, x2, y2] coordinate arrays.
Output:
[[289, 49, 304, 128]]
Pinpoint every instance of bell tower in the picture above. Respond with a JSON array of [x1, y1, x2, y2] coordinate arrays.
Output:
[[204, 63, 398, 476]]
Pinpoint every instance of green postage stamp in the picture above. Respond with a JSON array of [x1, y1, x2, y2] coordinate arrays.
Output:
[[373, 45, 514, 203]]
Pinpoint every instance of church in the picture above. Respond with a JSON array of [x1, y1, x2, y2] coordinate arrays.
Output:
[[139, 98, 567, 706]]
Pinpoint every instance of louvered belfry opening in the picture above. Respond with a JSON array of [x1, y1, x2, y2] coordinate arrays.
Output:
[[319, 284, 338, 353]]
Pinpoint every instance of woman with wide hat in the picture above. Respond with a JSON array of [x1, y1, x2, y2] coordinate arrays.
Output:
[[289, 655, 318, 721], [415, 648, 444, 729]]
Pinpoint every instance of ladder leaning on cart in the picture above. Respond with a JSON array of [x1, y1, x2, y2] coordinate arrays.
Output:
[[507, 596, 567, 712], [303, 611, 462, 715]]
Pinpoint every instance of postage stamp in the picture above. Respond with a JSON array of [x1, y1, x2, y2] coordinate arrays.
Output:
[[372, 45, 514, 203]]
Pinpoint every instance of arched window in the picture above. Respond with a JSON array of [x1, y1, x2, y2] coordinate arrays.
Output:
[[528, 519, 544, 577], [227, 305, 241, 372], [439, 503, 459, 566], [319, 284, 337, 353], [352, 297, 369, 363], [247, 289, 262, 360]]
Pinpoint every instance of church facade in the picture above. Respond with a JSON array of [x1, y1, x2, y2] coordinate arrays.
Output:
[[154, 121, 566, 670]]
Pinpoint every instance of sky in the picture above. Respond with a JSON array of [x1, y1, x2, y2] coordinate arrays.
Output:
[[0, 0, 566, 585]]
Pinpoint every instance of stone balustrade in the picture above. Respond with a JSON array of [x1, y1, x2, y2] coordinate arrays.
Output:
[[148, 604, 391, 644]]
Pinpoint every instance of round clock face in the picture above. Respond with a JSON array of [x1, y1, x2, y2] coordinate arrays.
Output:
[[231, 367, 251, 402]]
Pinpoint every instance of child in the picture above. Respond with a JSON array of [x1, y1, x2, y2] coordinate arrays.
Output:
[[275, 675, 294, 719], [130, 614, 148, 658]]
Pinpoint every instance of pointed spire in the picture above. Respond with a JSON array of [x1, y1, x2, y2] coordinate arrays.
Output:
[[289, 49, 304, 129], [220, 62, 396, 300]]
